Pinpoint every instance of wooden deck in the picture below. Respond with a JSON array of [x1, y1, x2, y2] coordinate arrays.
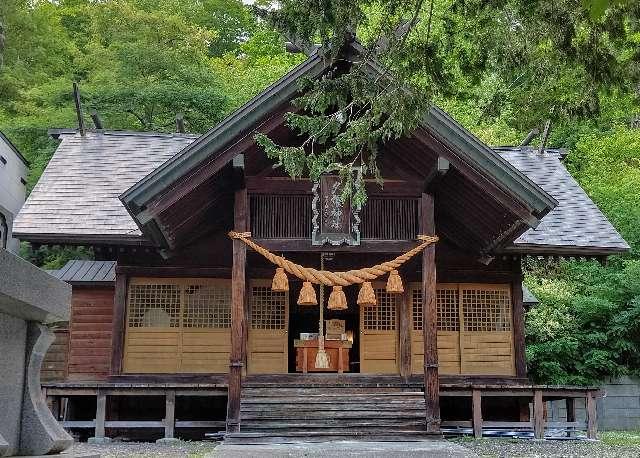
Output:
[[42, 374, 601, 442]]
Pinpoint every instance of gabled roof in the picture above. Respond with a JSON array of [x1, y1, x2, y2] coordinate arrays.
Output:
[[11, 127, 628, 255], [48, 260, 116, 285], [496, 147, 629, 255], [121, 47, 556, 228], [12, 130, 197, 244]]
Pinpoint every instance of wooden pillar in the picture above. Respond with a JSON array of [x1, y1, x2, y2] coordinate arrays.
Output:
[[512, 259, 527, 378], [533, 389, 544, 439], [566, 397, 575, 438], [95, 390, 107, 439], [398, 288, 412, 380], [472, 389, 483, 439], [586, 391, 597, 439], [110, 272, 128, 375], [164, 390, 176, 439], [420, 193, 440, 434], [226, 187, 248, 433]]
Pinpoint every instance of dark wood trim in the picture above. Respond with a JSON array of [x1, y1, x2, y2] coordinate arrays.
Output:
[[246, 177, 424, 197], [413, 128, 537, 226], [110, 273, 128, 376], [421, 193, 441, 433], [227, 187, 248, 433], [145, 108, 287, 218], [533, 389, 544, 439], [116, 266, 231, 278], [586, 391, 597, 439], [254, 239, 419, 253], [397, 289, 412, 380], [472, 389, 482, 438], [512, 261, 527, 378]]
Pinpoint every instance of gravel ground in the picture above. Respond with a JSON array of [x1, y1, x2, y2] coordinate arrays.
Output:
[[453, 432, 640, 458], [69, 432, 640, 458], [71, 440, 218, 458]]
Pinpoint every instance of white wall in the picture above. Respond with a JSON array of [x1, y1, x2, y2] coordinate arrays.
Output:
[[0, 135, 28, 253]]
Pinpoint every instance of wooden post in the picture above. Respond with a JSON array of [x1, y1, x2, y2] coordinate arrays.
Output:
[[95, 390, 107, 439], [566, 397, 575, 438], [110, 272, 128, 375], [420, 193, 440, 434], [586, 391, 597, 439], [533, 389, 544, 439], [164, 390, 176, 439], [398, 288, 412, 380], [226, 187, 248, 433], [512, 259, 527, 378], [472, 389, 483, 439]]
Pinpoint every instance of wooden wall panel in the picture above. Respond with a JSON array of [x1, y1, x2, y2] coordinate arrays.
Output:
[[409, 282, 515, 377], [460, 332, 515, 375], [411, 331, 460, 375], [41, 328, 69, 382], [360, 332, 398, 374], [67, 287, 114, 381], [122, 278, 232, 374]]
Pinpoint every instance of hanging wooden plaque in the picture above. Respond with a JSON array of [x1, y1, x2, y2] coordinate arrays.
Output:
[[312, 175, 360, 246]]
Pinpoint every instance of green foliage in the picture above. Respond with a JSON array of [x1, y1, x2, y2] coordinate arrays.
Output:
[[20, 242, 93, 271], [525, 259, 640, 384]]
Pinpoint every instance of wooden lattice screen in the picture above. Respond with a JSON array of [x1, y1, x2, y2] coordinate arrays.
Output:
[[410, 283, 515, 376], [360, 287, 398, 373], [124, 278, 232, 374], [249, 194, 418, 241], [363, 288, 398, 331], [247, 280, 289, 374]]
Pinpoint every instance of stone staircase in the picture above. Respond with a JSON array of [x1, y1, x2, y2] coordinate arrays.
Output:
[[224, 385, 432, 444]]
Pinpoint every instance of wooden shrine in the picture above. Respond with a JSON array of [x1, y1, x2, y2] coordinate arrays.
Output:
[[16, 40, 630, 443]]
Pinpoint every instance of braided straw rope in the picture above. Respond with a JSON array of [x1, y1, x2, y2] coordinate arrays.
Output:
[[229, 231, 439, 287]]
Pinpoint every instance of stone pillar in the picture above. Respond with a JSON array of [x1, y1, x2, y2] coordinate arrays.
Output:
[[19, 323, 74, 455], [0, 249, 73, 457]]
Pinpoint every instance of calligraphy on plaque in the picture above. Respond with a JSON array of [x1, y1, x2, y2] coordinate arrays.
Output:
[[311, 175, 361, 246]]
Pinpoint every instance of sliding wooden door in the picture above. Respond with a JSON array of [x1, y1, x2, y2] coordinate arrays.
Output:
[[247, 280, 289, 374], [360, 286, 399, 374]]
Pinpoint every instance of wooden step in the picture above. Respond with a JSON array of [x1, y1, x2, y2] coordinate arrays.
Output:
[[224, 430, 439, 445], [240, 410, 426, 419], [241, 420, 426, 430]]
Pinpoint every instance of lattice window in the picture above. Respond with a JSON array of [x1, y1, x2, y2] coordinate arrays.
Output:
[[127, 284, 181, 328], [411, 286, 460, 331], [363, 289, 397, 331], [183, 284, 231, 328], [412, 288, 423, 331], [462, 287, 511, 332], [437, 288, 459, 331], [251, 286, 286, 330]]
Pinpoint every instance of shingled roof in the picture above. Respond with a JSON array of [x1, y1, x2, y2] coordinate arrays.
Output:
[[496, 147, 629, 255], [13, 130, 197, 244], [13, 130, 628, 255]]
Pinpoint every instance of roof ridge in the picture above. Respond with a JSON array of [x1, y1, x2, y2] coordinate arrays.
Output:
[[49, 128, 200, 139]]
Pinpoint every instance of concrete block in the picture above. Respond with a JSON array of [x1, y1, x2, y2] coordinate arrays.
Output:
[[156, 438, 181, 444], [0, 249, 70, 323], [87, 437, 112, 445]]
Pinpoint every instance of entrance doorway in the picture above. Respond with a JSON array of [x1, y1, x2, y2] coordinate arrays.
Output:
[[287, 281, 360, 373]]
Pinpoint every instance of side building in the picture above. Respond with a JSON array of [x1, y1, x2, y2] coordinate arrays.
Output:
[[0, 131, 28, 253]]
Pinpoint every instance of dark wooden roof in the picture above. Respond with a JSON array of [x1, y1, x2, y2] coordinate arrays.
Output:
[[119, 45, 558, 254]]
